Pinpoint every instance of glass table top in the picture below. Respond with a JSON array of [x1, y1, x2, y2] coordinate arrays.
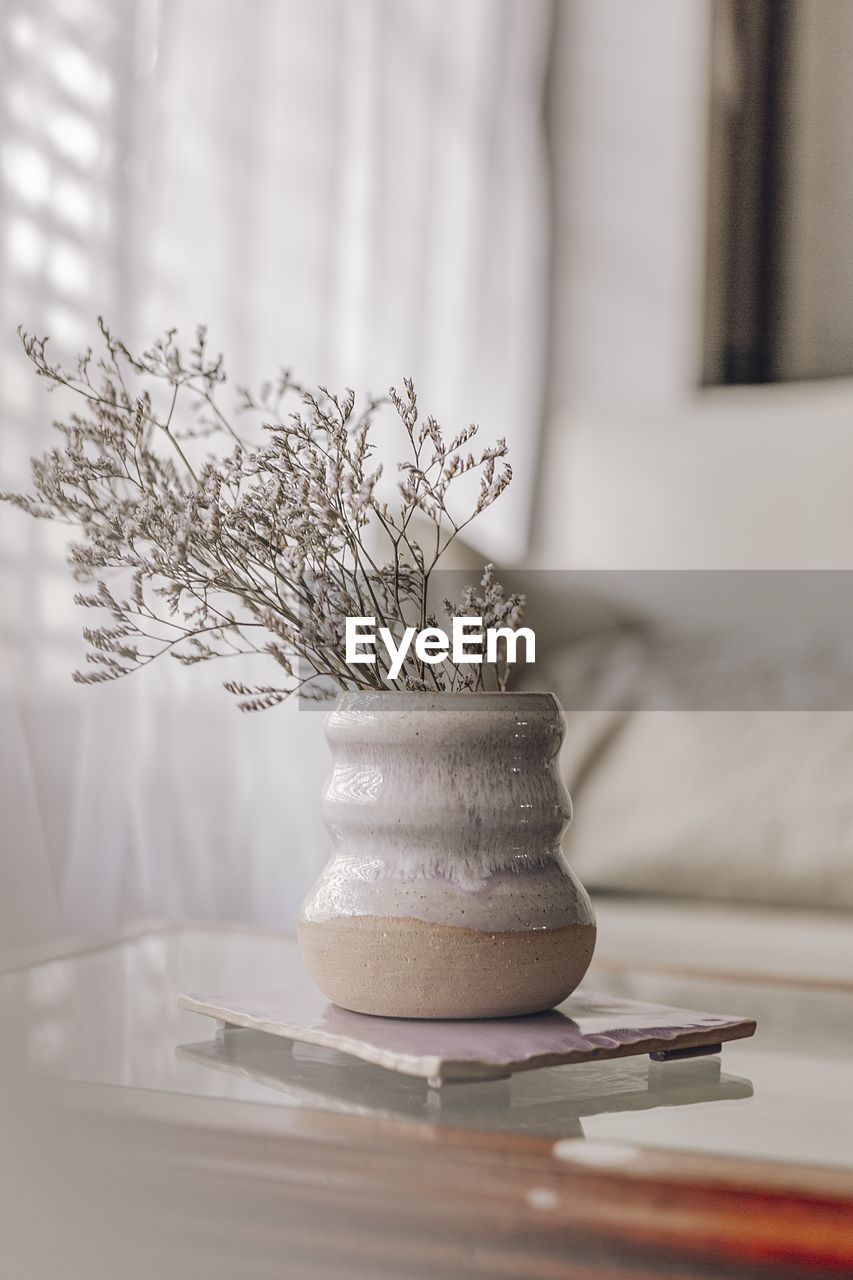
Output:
[[1, 922, 851, 1171]]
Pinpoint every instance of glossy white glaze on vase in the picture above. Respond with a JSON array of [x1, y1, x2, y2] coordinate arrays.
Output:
[[297, 691, 596, 1018]]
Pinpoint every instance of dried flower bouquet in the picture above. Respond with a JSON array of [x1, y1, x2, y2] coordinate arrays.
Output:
[[3, 321, 524, 706]]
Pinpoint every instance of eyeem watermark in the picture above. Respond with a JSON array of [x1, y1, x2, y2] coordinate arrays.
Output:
[[345, 616, 535, 681]]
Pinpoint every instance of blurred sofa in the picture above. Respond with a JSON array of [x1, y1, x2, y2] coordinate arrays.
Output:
[[518, 381, 853, 980]]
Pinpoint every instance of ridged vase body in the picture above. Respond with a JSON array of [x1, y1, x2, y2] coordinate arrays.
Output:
[[297, 691, 596, 1018]]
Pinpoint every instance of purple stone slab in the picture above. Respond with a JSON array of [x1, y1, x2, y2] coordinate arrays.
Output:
[[178, 968, 756, 1085]]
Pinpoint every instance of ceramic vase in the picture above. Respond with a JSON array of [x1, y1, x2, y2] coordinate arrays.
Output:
[[297, 691, 596, 1019]]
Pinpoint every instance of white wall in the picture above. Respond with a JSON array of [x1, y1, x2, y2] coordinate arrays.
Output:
[[534, 0, 714, 570], [536, 379, 853, 572], [544, 0, 711, 416], [534, 1, 853, 577]]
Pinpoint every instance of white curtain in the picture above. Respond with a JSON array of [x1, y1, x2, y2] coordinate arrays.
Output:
[[0, 0, 553, 948]]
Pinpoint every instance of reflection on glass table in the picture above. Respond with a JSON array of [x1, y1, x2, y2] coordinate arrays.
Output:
[[177, 1027, 752, 1140], [2, 920, 852, 1171], [2, 919, 851, 1280]]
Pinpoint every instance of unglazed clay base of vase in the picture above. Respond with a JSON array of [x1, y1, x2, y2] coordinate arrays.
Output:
[[298, 916, 598, 1019]]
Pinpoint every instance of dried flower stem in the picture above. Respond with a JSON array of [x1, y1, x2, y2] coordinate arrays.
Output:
[[2, 321, 525, 707]]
